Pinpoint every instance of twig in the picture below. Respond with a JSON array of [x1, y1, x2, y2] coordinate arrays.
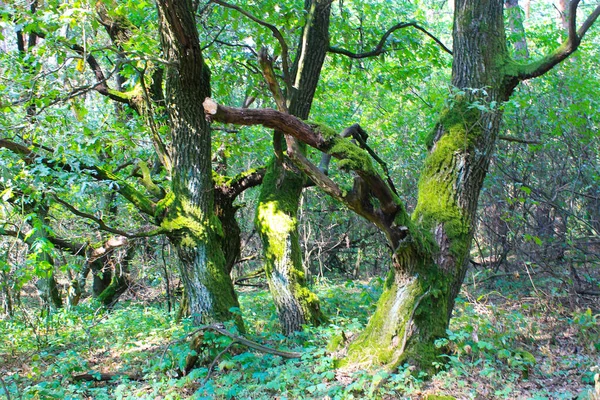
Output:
[[160, 323, 301, 373], [195, 324, 301, 358], [0, 374, 11, 400], [498, 135, 541, 145], [202, 341, 236, 384], [210, 0, 291, 91], [53, 196, 165, 238]]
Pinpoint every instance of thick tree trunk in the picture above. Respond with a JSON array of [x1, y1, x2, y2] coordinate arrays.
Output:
[[342, 0, 516, 370], [156, 0, 242, 330], [256, 0, 330, 334]]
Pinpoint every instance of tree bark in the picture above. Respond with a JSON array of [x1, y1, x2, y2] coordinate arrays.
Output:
[[343, 0, 516, 370], [255, 0, 330, 334], [156, 0, 242, 330]]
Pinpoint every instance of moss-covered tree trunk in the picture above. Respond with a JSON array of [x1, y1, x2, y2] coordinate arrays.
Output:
[[32, 206, 63, 310], [97, 246, 134, 306], [343, 0, 519, 370], [256, 0, 330, 335], [156, 0, 242, 329]]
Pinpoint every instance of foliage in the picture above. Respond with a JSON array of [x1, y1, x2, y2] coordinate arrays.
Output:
[[1, 278, 597, 399]]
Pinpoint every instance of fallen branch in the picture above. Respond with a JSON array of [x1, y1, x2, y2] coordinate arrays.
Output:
[[192, 324, 301, 359], [233, 267, 265, 285], [72, 372, 143, 382], [164, 323, 302, 375]]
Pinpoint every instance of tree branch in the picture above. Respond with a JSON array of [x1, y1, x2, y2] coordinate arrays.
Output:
[[203, 98, 406, 239], [1, 228, 87, 256], [71, 44, 141, 109], [498, 135, 542, 145], [210, 0, 291, 92], [53, 196, 164, 238], [258, 47, 288, 113], [328, 21, 452, 58], [515, 1, 600, 80], [0, 139, 157, 216], [217, 167, 267, 199], [191, 323, 302, 358]]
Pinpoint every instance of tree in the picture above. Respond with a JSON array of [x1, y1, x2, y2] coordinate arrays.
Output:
[[0, 0, 260, 327], [204, 0, 600, 369], [251, 0, 330, 334]]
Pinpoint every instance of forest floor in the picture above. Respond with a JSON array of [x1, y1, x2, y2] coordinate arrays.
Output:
[[0, 271, 599, 399]]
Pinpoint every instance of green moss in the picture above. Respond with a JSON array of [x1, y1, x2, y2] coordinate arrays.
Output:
[[138, 160, 163, 198], [341, 277, 427, 369], [256, 160, 303, 265], [160, 194, 223, 248], [330, 137, 376, 173], [155, 190, 175, 220], [423, 395, 456, 400], [97, 168, 156, 216], [96, 275, 127, 306], [326, 334, 345, 353], [413, 100, 481, 259], [213, 167, 261, 188], [305, 120, 338, 140], [498, 42, 570, 79], [256, 159, 325, 329]]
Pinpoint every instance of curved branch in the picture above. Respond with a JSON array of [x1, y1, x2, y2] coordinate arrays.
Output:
[[258, 47, 288, 113], [215, 167, 266, 199], [203, 98, 407, 239], [210, 0, 291, 92], [71, 44, 140, 109], [53, 196, 164, 238], [328, 21, 452, 58], [515, 1, 600, 80]]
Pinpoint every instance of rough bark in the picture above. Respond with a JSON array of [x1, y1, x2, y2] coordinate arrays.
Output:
[[214, 168, 266, 274], [255, 0, 331, 334], [156, 0, 242, 330]]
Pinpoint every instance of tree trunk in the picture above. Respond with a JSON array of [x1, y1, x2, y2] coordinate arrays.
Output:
[[156, 0, 242, 330], [343, 0, 516, 370], [256, 0, 330, 334], [97, 246, 134, 306], [32, 206, 63, 310]]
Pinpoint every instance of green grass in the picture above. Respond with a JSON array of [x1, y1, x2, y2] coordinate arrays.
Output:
[[0, 275, 598, 399]]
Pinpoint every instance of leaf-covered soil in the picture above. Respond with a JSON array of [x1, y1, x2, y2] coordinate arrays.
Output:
[[0, 273, 598, 399]]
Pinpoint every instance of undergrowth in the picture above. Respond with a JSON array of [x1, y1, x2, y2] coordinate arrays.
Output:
[[0, 275, 598, 399]]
